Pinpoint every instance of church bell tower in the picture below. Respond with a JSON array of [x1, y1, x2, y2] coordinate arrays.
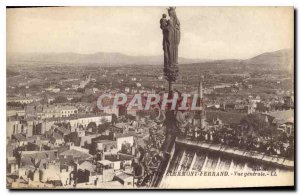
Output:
[[193, 75, 206, 130]]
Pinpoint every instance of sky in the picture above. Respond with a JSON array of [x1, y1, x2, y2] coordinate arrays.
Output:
[[6, 7, 294, 60]]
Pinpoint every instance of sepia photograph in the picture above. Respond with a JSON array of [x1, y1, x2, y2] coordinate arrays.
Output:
[[5, 6, 294, 189]]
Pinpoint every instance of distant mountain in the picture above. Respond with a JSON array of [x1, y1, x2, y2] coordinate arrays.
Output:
[[189, 49, 294, 71], [241, 49, 294, 71], [7, 49, 293, 71], [7, 52, 204, 66]]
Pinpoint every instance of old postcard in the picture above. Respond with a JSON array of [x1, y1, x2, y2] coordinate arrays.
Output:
[[6, 6, 294, 189]]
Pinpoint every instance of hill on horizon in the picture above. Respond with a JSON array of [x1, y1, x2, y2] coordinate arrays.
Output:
[[6, 52, 205, 66], [7, 49, 293, 71], [241, 49, 294, 71]]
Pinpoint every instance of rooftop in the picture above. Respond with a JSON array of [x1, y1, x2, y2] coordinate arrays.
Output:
[[105, 153, 134, 162], [115, 132, 136, 139], [59, 149, 92, 159], [12, 134, 26, 142], [267, 109, 294, 124], [78, 161, 96, 172], [115, 172, 133, 180], [97, 159, 113, 166], [206, 111, 247, 125]]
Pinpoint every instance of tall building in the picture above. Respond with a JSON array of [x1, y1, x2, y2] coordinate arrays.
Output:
[[193, 75, 206, 130]]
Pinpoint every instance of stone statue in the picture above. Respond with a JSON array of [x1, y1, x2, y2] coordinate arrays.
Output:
[[160, 7, 180, 82]]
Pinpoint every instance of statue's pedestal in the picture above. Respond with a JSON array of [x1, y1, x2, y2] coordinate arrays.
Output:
[[164, 65, 179, 82]]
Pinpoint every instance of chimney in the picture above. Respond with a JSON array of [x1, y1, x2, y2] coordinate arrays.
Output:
[[131, 146, 135, 156], [74, 158, 79, 165]]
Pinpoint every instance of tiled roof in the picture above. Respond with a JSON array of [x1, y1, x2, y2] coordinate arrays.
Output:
[[115, 132, 136, 138], [78, 161, 96, 172], [267, 110, 294, 124], [105, 153, 134, 162], [115, 172, 133, 180], [55, 126, 71, 135], [59, 149, 92, 159], [20, 150, 57, 168], [13, 134, 26, 142], [206, 111, 247, 125], [52, 132, 63, 140]]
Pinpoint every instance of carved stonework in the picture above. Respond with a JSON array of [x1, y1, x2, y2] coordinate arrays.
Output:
[[160, 7, 180, 82], [163, 66, 179, 82]]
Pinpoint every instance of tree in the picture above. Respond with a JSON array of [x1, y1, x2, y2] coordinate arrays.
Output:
[[52, 96, 68, 104], [240, 113, 277, 140], [111, 114, 117, 125], [125, 114, 135, 121], [80, 94, 95, 103], [77, 88, 85, 93], [121, 142, 131, 154], [71, 97, 81, 103], [101, 117, 108, 124], [7, 102, 24, 108], [98, 118, 110, 133], [87, 122, 97, 130]]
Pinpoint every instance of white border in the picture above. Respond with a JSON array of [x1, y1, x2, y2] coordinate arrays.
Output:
[[0, 0, 298, 195], [1, 0, 298, 6]]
